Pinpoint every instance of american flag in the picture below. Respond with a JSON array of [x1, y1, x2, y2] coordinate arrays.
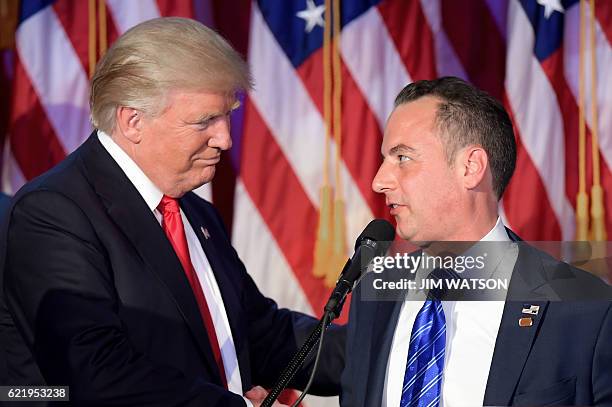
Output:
[[2, 1, 611, 404], [235, 0, 612, 325]]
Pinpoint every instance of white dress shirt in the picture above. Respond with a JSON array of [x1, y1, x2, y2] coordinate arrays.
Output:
[[97, 131, 249, 404], [382, 217, 518, 407]]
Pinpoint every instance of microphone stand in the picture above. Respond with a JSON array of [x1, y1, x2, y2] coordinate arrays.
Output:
[[260, 263, 351, 407]]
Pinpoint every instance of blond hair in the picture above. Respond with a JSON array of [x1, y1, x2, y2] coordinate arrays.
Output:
[[90, 17, 252, 133]]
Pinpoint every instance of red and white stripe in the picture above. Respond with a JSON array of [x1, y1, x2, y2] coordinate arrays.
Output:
[[505, 0, 575, 240], [5, 3, 612, 406], [5, 2, 162, 193], [236, 3, 377, 322], [235, 0, 612, 339]]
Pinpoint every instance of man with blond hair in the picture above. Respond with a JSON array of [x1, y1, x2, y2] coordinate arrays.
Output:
[[1, 18, 343, 406]]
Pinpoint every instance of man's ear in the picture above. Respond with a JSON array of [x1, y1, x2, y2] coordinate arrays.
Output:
[[115, 107, 143, 144], [461, 146, 489, 190]]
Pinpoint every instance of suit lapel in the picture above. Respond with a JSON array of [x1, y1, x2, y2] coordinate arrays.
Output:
[[78, 134, 222, 382], [180, 195, 250, 390], [364, 251, 421, 405], [484, 301, 548, 405], [365, 295, 403, 406], [483, 242, 551, 405]]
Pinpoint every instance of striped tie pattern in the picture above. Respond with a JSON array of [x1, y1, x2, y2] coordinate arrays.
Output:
[[400, 299, 446, 407]]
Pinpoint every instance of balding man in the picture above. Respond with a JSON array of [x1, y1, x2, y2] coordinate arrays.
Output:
[[341, 77, 612, 407]]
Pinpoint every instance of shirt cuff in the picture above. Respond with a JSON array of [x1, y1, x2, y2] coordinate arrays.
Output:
[[242, 396, 254, 407]]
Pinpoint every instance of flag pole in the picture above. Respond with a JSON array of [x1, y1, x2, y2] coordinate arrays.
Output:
[[588, 0, 606, 241], [326, 0, 347, 287], [576, 0, 589, 241], [88, 0, 97, 79], [98, 0, 107, 57], [313, 0, 334, 279]]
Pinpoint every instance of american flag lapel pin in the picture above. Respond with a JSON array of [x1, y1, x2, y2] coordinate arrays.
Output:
[[521, 304, 540, 315], [518, 304, 540, 327], [200, 226, 211, 240]]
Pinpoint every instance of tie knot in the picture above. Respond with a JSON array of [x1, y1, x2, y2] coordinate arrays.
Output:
[[427, 267, 461, 282], [158, 195, 180, 214], [426, 268, 462, 301]]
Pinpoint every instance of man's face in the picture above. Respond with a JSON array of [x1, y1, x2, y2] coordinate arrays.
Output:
[[373, 97, 465, 243], [134, 89, 233, 197]]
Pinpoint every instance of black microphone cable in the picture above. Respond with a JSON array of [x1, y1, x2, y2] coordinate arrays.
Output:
[[260, 219, 395, 407], [290, 310, 331, 407]]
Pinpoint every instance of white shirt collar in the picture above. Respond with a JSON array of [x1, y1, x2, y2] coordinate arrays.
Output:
[[480, 216, 510, 242], [97, 130, 163, 212], [406, 217, 513, 298]]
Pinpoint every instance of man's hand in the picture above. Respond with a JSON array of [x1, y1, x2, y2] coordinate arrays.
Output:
[[244, 386, 289, 407]]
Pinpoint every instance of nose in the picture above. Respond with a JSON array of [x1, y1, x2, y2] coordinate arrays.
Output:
[[372, 159, 394, 194], [208, 117, 232, 151]]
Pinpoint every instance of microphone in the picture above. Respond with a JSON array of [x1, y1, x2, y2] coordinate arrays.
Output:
[[324, 219, 395, 319], [261, 219, 395, 407]]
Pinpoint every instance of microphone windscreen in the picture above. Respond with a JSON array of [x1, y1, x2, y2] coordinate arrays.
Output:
[[356, 219, 395, 250]]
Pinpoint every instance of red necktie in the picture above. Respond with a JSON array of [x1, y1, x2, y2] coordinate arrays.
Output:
[[158, 195, 228, 388]]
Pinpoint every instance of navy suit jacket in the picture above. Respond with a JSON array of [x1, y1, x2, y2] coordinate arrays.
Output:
[[341, 232, 612, 406], [1, 134, 344, 406], [0, 192, 12, 383]]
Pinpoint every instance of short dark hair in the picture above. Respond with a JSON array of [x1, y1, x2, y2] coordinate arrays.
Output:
[[394, 77, 516, 199]]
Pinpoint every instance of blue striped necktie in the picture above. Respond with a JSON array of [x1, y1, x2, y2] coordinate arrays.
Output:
[[400, 299, 446, 407]]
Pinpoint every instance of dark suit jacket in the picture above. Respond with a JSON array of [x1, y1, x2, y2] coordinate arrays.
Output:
[[0, 192, 47, 407], [341, 232, 612, 406], [0, 192, 13, 383], [1, 134, 344, 406]]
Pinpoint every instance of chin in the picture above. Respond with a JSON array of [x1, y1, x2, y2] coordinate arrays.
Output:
[[396, 226, 413, 242], [194, 167, 216, 186], [175, 173, 214, 196], [398, 225, 428, 245], [205, 165, 216, 179], [188, 179, 213, 193]]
